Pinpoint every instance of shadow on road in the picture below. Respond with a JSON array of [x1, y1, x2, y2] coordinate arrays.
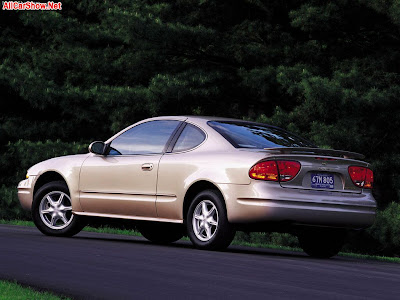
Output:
[[72, 233, 311, 260]]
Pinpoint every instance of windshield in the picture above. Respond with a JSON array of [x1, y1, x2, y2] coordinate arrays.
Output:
[[208, 121, 315, 149]]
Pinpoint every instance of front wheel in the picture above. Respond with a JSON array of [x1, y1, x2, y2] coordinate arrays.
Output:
[[32, 181, 86, 237], [187, 190, 235, 250], [297, 228, 347, 258]]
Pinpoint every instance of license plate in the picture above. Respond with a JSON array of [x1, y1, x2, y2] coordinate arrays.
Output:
[[311, 173, 334, 189]]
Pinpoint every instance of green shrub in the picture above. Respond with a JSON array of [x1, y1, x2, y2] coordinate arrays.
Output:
[[366, 202, 400, 255], [268, 232, 299, 248], [235, 231, 299, 248], [0, 185, 29, 220]]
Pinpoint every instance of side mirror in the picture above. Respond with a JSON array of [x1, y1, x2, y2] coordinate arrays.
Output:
[[88, 141, 106, 155]]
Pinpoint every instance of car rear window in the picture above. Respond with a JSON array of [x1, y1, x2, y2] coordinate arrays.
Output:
[[208, 121, 315, 149]]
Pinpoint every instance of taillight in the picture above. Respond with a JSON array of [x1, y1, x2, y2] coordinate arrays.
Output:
[[364, 168, 374, 189], [348, 166, 374, 189], [277, 161, 301, 182], [249, 160, 300, 182], [249, 161, 279, 181]]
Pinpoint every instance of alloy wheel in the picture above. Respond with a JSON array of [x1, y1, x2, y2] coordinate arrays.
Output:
[[39, 191, 74, 230], [192, 200, 219, 241]]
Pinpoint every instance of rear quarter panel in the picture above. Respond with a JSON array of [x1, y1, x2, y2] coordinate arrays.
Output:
[[156, 149, 266, 220]]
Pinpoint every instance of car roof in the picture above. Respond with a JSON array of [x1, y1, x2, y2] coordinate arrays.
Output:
[[143, 116, 290, 132], [145, 115, 258, 123]]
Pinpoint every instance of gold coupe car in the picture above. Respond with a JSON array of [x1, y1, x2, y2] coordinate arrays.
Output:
[[17, 116, 376, 258]]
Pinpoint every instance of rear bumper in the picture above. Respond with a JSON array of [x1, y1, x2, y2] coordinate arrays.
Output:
[[220, 182, 376, 229]]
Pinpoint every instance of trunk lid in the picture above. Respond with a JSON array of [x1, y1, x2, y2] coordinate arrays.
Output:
[[265, 154, 369, 194]]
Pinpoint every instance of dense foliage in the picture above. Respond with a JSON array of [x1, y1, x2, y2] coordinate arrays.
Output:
[[0, 1, 399, 254]]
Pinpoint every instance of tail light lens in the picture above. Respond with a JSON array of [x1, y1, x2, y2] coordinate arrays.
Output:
[[249, 161, 279, 181], [249, 160, 300, 182], [364, 168, 374, 189], [348, 166, 374, 189], [277, 161, 301, 182]]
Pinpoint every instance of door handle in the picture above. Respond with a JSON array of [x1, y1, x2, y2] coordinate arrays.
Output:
[[141, 163, 154, 171]]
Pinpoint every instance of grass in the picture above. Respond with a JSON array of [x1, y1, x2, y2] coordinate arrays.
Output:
[[83, 225, 142, 236], [1, 219, 399, 263], [338, 252, 400, 263], [0, 280, 69, 300], [0, 219, 34, 227]]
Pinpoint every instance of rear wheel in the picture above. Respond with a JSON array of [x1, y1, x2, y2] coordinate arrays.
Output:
[[187, 190, 235, 250], [32, 181, 86, 237], [297, 228, 347, 258], [137, 222, 184, 244]]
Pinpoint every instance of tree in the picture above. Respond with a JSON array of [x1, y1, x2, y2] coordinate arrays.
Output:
[[0, 0, 399, 215]]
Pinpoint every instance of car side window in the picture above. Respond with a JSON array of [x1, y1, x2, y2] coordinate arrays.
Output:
[[109, 120, 180, 155], [172, 124, 205, 152]]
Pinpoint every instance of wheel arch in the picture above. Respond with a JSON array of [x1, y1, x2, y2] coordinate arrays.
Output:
[[33, 171, 68, 197], [183, 180, 226, 221]]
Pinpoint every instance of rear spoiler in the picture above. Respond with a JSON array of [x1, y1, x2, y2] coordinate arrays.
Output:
[[263, 147, 365, 160]]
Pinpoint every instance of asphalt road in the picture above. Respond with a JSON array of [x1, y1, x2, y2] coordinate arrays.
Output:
[[0, 225, 399, 300]]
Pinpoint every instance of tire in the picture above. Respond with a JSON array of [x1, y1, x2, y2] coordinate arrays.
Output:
[[186, 189, 235, 250], [137, 222, 184, 244], [297, 228, 347, 258], [32, 181, 86, 237]]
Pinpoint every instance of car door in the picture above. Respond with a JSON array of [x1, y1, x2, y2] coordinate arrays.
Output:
[[79, 120, 182, 218]]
